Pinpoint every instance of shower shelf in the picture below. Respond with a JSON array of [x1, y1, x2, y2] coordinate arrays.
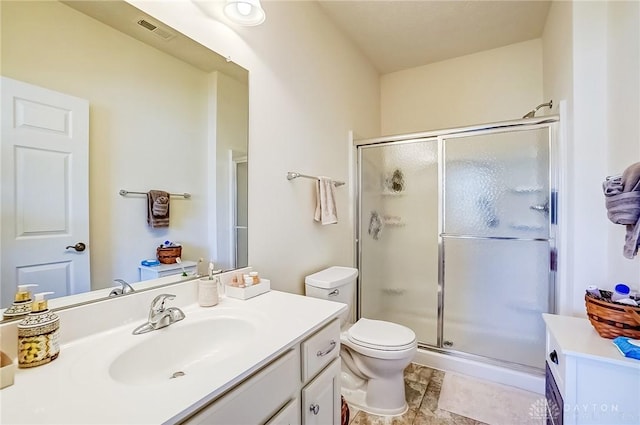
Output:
[[509, 186, 543, 193], [509, 223, 544, 231], [383, 215, 405, 226], [381, 288, 406, 295], [380, 190, 405, 197]]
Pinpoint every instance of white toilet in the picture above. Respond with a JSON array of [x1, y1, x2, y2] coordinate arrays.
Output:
[[305, 266, 417, 416]]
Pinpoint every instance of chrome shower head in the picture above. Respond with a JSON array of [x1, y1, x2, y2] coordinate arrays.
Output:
[[522, 100, 553, 119]]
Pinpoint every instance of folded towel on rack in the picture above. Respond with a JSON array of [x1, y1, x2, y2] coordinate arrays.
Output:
[[604, 162, 640, 258], [603, 175, 624, 196], [152, 195, 169, 217], [314, 177, 338, 225], [623, 162, 640, 192], [147, 190, 170, 228]]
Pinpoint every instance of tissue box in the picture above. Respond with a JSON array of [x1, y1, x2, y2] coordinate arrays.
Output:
[[1, 351, 16, 389], [226, 279, 270, 300]]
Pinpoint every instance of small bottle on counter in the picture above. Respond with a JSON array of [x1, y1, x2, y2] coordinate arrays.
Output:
[[17, 292, 60, 368], [3, 284, 38, 320], [250, 272, 260, 284], [243, 274, 253, 287]]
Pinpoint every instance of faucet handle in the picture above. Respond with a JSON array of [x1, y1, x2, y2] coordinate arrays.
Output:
[[150, 293, 176, 313], [109, 279, 135, 297]]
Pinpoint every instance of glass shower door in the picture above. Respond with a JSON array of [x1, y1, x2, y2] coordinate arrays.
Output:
[[358, 139, 439, 345], [441, 127, 553, 369]]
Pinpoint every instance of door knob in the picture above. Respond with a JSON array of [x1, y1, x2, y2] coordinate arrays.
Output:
[[309, 403, 320, 415], [66, 242, 86, 252]]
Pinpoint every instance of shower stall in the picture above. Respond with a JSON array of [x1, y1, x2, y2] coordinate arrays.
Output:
[[355, 116, 558, 374]]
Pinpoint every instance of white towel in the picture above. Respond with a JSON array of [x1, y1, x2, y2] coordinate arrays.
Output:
[[314, 177, 338, 225]]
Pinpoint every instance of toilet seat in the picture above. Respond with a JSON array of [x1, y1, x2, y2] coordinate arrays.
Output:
[[342, 318, 417, 360]]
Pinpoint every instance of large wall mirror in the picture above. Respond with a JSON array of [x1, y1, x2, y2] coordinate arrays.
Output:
[[0, 0, 249, 315]]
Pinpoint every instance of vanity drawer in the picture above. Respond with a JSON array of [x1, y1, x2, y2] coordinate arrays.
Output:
[[185, 348, 299, 425], [301, 319, 340, 382], [266, 397, 300, 425], [545, 329, 565, 395]]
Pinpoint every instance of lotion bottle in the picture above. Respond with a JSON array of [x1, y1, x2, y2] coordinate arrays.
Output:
[[17, 292, 60, 368], [3, 284, 37, 320]]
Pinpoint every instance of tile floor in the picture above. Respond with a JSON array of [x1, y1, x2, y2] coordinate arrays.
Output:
[[347, 363, 486, 425]]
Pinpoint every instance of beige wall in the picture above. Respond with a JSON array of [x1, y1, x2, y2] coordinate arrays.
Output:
[[605, 1, 640, 290], [381, 39, 544, 135], [1, 1, 222, 287], [543, 0, 640, 316], [129, 0, 381, 294]]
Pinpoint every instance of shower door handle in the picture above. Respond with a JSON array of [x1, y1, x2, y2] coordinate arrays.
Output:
[[530, 199, 549, 215], [530, 201, 549, 213]]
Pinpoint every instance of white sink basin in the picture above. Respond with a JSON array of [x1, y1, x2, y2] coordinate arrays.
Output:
[[108, 315, 257, 385]]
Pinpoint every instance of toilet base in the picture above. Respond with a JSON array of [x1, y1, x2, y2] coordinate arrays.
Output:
[[341, 386, 408, 417]]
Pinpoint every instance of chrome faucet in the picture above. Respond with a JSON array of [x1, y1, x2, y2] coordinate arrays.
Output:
[[132, 294, 186, 335], [109, 279, 135, 297]]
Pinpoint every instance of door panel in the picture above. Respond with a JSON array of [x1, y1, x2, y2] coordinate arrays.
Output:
[[442, 237, 550, 369], [441, 127, 553, 369], [1, 77, 90, 307], [443, 128, 550, 239], [358, 140, 439, 345]]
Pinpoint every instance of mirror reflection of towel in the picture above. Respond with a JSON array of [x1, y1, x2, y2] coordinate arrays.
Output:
[[147, 190, 170, 228], [314, 177, 338, 225]]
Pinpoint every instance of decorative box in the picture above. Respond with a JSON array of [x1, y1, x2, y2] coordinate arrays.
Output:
[[1, 351, 16, 389], [226, 279, 270, 300]]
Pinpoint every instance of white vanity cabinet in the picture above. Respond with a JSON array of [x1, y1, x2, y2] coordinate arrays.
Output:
[[138, 260, 197, 281], [300, 319, 342, 425], [543, 314, 640, 425], [302, 358, 341, 425], [181, 319, 342, 425]]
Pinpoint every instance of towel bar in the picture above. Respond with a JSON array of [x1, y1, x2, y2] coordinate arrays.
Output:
[[286, 172, 345, 187], [119, 190, 191, 199]]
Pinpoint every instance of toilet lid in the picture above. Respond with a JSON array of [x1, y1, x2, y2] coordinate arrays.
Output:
[[348, 318, 416, 350]]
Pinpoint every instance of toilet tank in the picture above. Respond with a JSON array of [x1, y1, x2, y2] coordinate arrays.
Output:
[[305, 266, 358, 327]]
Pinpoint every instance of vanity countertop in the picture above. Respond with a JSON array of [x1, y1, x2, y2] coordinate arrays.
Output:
[[0, 290, 346, 424], [543, 313, 640, 369]]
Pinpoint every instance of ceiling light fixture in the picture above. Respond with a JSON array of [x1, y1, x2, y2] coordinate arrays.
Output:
[[224, 0, 266, 26]]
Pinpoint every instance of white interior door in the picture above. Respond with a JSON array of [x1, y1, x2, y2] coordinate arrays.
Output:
[[1, 77, 90, 307]]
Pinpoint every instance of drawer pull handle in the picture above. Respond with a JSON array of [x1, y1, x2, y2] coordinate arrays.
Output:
[[309, 403, 320, 415], [549, 350, 558, 364], [316, 340, 337, 357]]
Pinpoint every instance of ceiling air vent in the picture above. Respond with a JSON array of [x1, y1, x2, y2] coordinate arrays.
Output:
[[136, 18, 175, 41]]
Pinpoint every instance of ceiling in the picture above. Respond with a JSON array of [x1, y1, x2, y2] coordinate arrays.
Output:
[[316, 0, 552, 74]]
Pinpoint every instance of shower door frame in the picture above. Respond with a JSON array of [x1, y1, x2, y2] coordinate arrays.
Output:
[[354, 116, 559, 373]]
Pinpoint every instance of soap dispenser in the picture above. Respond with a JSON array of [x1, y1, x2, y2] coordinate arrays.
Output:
[[3, 284, 37, 320], [17, 292, 60, 368]]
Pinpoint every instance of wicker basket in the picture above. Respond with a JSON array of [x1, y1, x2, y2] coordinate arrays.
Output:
[[156, 246, 182, 264], [585, 294, 640, 339]]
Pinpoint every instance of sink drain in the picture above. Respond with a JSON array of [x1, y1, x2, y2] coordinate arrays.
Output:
[[170, 371, 185, 379]]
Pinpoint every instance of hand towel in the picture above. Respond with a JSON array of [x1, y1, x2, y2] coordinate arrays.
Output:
[[314, 177, 338, 225], [147, 190, 170, 228], [152, 196, 169, 217], [604, 162, 640, 258], [612, 337, 640, 360]]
